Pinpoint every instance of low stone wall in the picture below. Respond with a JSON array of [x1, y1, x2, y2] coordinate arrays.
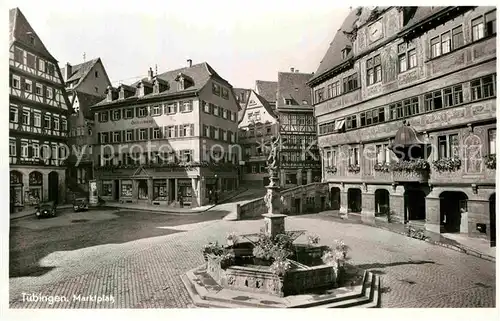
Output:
[[237, 183, 329, 220]]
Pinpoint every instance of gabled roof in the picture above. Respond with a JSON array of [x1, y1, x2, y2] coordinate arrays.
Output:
[[237, 90, 278, 124], [74, 90, 106, 119], [400, 6, 448, 31], [255, 80, 277, 103], [93, 62, 231, 107], [276, 72, 313, 108], [9, 7, 56, 61], [61, 58, 108, 88], [310, 8, 359, 82]]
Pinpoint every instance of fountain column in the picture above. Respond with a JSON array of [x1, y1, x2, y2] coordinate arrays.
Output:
[[262, 134, 286, 239]]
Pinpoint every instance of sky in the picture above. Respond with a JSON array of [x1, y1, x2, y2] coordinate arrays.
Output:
[[4, 0, 350, 89]]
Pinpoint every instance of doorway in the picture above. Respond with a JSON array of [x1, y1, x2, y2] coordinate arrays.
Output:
[[347, 188, 362, 213], [375, 189, 390, 215], [330, 187, 341, 210], [293, 198, 301, 214], [114, 180, 119, 201], [138, 180, 148, 200], [439, 191, 468, 233], [489, 193, 495, 247], [48, 171, 59, 204], [404, 189, 426, 222]]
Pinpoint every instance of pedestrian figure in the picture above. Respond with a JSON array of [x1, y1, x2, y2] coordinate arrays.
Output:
[[214, 191, 219, 204], [179, 193, 184, 208], [208, 189, 213, 203]]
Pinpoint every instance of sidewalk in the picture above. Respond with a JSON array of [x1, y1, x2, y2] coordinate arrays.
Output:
[[10, 204, 73, 220], [319, 210, 496, 262]]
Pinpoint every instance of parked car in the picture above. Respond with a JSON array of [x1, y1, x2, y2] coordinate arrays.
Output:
[[35, 201, 57, 219], [73, 197, 89, 212]]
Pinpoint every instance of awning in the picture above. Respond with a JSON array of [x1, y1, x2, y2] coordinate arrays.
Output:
[[334, 119, 346, 131]]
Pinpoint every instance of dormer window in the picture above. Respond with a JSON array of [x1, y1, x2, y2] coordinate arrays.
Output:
[[341, 46, 351, 60], [29, 35, 35, 45], [178, 77, 185, 91], [285, 99, 292, 105]]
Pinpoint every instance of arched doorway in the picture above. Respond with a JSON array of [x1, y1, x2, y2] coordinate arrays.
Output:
[[10, 171, 24, 209], [404, 189, 426, 222], [29, 171, 43, 205], [347, 188, 362, 213], [48, 171, 59, 204], [440, 191, 468, 233], [330, 187, 341, 210], [490, 193, 496, 247], [375, 189, 390, 215]]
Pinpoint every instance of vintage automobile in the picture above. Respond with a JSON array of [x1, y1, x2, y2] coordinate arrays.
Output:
[[35, 201, 57, 219], [73, 197, 89, 212]]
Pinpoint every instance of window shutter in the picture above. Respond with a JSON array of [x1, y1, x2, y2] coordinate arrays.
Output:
[[135, 107, 139, 117], [30, 112, 34, 127], [28, 144, 33, 157], [98, 133, 101, 143], [135, 129, 138, 140], [173, 102, 177, 113], [190, 124, 194, 136], [149, 127, 153, 140], [175, 125, 179, 137], [179, 125, 185, 137]]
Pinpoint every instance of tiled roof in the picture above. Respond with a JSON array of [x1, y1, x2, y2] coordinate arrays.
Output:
[[310, 8, 359, 82], [74, 90, 106, 119], [254, 92, 278, 119], [311, 7, 450, 83], [93, 62, 230, 107], [9, 7, 56, 61], [255, 80, 277, 103], [61, 58, 100, 86], [276, 72, 313, 108]]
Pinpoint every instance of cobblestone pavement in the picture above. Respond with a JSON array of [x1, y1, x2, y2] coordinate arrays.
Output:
[[9, 212, 495, 308]]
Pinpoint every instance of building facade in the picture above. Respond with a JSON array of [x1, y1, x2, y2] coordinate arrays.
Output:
[[62, 58, 112, 197], [91, 61, 240, 207], [238, 88, 279, 186], [9, 8, 71, 211], [309, 7, 496, 245], [277, 69, 321, 188]]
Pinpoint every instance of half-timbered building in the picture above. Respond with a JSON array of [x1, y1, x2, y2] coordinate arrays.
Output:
[[9, 8, 71, 212]]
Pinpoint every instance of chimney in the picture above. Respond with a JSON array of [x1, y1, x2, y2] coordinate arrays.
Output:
[[147, 67, 154, 81], [187, 59, 192, 68], [290, 67, 294, 72], [65, 62, 72, 82]]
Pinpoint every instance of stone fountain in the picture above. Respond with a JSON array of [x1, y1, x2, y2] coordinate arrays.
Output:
[[181, 131, 381, 308]]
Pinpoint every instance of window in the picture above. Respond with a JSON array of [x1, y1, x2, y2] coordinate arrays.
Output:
[[112, 109, 121, 121], [12, 75, 20, 89], [26, 53, 35, 68], [9, 139, 16, 156], [441, 31, 451, 54], [35, 83, 42, 95], [471, 75, 496, 101], [152, 105, 161, 116], [34, 113, 41, 127], [10, 106, 18, 122], [24, 79, 32, 92], [443, 84, 464, 107], [345, 115, 357, 130], [95, 70, 99, 78], [38, 59, 45, 72], [202, 101, 210, 113], [126, 130, 133, 141], [180, 150, 193, 163], [43, 115, 51, 129], [222, 130, 227, 141], [485, 10, 496, 37], [343, 73, 359, 92], [230, 112, 236, 122], [389, 101, 404, 120], [489, 129, 496, 155], [214, 127, 220, 139], [182, 100, 193, 112], [230, 131, 235, 143], [166, 126, 175, 138], [472, 16, 485, 41], [366, 55, 381, 85], [222, 109, 228, 119], [438, 134, 460, 159], [315, 87, 325, 103], [53, 117, 59, 130], [403, 97, 419, 116], [398, 44, 407, 73], [203, 125, 210, 137], [213, 105, 220, 116], [376, 145, 386, 164], [47, 87, 53, 99], [99, 112, 108, 122], [113, 132, 121, 142], [100, 133, 108, 144], [431, 36, 441, 58], [21, 110, 30, 125], [153, 128, 161, 139], [21, 142, 28, 157], [348, 147, 359, 166], [424, 90, 443, 112], [138, 107, 147, 117], [166, 103, 177, 114], [125, 108, 134, 119], [452, 26, 464, 50], [61, 119, 67, 131], [139, 129, 147, 140]]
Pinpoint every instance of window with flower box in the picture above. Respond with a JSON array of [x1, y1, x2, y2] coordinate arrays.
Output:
[[437, 134, 459, 159], [470, 75, 495, 101], [348, 147, 359, 166], [489, 128, 496, 155]]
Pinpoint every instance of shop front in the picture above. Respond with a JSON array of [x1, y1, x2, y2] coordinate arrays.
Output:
[[10, 171, 24, 210], [28, 171, 43, 205]]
